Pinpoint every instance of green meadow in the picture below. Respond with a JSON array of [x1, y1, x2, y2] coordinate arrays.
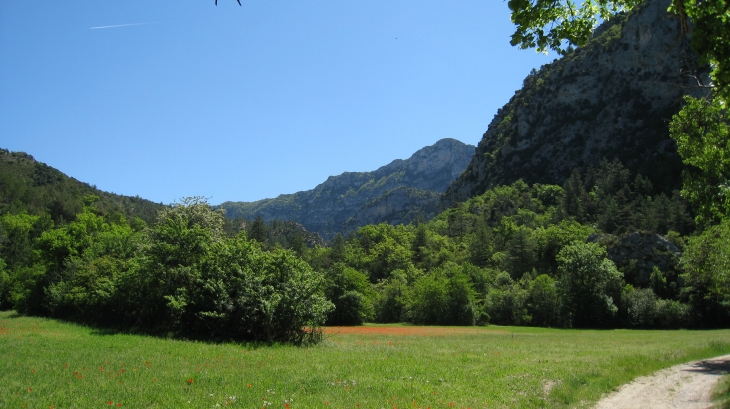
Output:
[[1, 311, 729, 409]]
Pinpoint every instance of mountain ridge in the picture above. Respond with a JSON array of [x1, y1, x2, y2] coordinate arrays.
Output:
[[220, 138, 474, 239], [0, 148, 165, 224]]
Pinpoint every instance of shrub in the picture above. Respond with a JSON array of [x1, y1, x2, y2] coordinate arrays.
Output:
[[485, 272, 531, 326], [136, 199, 333, 343], [556, 241, 622, 327], [324, 264, 375, 325], [0, 258, 9, 310], [624, 287, 657, 328], [528, 274, 559, 326], [405, 264, 481, 326], [654, 299, 689, 329], [373, 273, 407, 323]]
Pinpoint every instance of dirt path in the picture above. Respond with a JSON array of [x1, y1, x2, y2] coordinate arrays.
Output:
[[594, 354, 730, 409]]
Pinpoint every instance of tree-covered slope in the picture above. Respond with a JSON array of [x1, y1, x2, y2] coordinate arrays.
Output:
[[442, 0, 710, 207], [220, 138, 474, 239], [299, 157, 729, 329], [0, 149, 165, 224]]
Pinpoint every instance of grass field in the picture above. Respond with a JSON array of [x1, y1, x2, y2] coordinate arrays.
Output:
[[1, 311, 729, 409]]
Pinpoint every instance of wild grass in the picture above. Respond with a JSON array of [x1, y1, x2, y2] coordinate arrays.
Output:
[[1, 311, 729, 408], [713, 376, 730, 409]]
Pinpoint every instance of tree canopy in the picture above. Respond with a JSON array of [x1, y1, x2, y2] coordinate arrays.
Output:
[[508, 0, 643, 55], [508, 0, 728, 90]]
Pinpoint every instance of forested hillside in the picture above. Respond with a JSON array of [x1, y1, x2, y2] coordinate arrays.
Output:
[[0, 149, 164, 224], [297, 160, 727, 329], [4, 158, 725, 336]]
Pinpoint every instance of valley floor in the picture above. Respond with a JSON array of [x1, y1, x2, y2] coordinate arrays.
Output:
[[2, 311, 730, 408]]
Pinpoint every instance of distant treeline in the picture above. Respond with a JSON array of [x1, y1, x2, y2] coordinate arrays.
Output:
[[1, 159, 728, 343]]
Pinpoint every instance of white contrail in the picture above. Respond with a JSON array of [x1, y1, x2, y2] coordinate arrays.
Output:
[[90, 22, 154, 30]]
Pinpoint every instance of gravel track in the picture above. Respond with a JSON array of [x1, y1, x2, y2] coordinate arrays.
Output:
[[594, 354, 730, 409]]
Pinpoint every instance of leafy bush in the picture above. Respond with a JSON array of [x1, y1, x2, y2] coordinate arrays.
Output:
[[405, 264, 481, 325], [0, 258, 9, 309], [373, 273, 408, 323], [325, 263, 375, 325], [528, 274, 559, 326], [485, 272, 530, 325], [7, 264, 48, 316], [654, 299, 689, 329], [556, 241, 622, 327], [134, 198, 333, 342], [623, 286, 657, 328], [680, 218, 730, 326]]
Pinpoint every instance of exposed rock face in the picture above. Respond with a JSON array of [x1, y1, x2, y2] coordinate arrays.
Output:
[[268, 220, 327, 248], [589, 231, 682, 285], [342, 187, 440, 234], [442, 0, 709, 208], [220, 138, 474, 240]]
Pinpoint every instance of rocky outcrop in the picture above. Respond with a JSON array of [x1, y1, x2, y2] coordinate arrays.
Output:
[[220, 138, 474, 240], [442, 0, 709, 208], [342, 187, 440, 234], [268, 220, 327, 248], [589, 231, 682, 285]]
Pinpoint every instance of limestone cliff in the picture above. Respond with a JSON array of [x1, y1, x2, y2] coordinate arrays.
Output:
[[442, 0, 708, 207]]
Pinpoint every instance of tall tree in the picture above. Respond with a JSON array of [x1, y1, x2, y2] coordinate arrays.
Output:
[[248, 215, 268, 244], [556, 241, 622, 327], [669, 95, 730, 225], [468, 218, 492, 268]]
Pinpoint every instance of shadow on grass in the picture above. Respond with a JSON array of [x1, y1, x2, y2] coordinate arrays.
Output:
[[1, 310, 300, 349], [83, 324, 293, 349]]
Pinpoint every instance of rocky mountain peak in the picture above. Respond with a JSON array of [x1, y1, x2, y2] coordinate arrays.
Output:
[[442, 0, 709, 207]]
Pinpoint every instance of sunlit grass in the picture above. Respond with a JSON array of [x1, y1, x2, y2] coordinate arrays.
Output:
[[1, 310, 729, 408], [713, 376, 730, 409]]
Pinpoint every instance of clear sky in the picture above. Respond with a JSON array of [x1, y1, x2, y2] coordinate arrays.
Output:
[[0, 1, 552, 205]]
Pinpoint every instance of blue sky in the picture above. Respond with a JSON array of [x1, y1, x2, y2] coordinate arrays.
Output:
[[0, 1, 551, 204]]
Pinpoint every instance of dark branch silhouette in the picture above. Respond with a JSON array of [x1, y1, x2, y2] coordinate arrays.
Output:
[[215, 0, 242, 5]]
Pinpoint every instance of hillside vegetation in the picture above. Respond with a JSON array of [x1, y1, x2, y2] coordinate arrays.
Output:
[[301, 159, 728, 329], [0, 149, 164, 224]]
